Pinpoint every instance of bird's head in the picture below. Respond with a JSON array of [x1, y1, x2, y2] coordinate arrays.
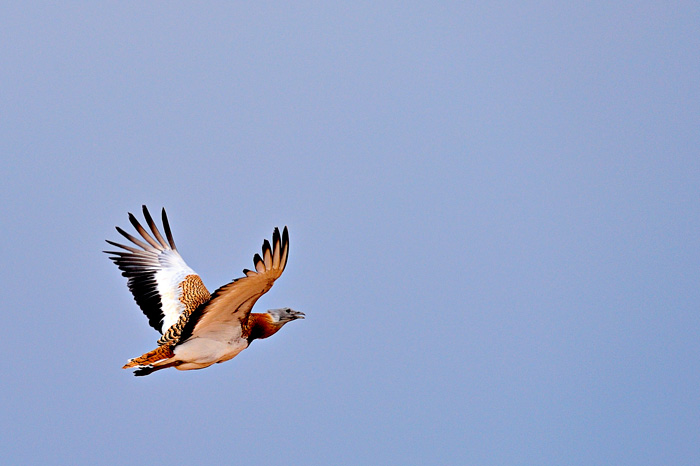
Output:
[[267, 307, 305, 324]]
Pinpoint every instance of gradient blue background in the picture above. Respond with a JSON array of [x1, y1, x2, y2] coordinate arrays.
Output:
[[2, 2, 698, 464]]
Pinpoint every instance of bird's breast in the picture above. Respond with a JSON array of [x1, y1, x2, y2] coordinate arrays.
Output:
[[173, 336, 249, 365]]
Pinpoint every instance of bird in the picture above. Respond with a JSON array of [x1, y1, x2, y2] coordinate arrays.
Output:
[[104, 206, 303, 376]]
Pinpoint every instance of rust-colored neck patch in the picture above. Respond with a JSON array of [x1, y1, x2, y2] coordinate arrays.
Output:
[[245, 313, 283, 343]]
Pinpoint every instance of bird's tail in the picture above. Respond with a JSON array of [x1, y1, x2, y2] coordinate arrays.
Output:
[[123, 344, 174, 369]]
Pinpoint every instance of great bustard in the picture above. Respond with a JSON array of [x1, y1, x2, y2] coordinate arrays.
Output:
[[104, 206, 303, 376]]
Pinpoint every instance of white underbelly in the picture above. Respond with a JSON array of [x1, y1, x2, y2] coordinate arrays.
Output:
[[173, 337, 249, 370]]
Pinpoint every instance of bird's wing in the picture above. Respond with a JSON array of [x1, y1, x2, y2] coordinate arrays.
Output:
[[178, 226, 289, 343], [104, 206, 210, 336]]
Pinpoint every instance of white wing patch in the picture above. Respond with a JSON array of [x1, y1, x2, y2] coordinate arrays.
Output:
[[156, 251, 197, 331]]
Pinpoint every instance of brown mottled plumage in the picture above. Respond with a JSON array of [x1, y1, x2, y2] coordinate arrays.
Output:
[[105, 206, 303, 376]]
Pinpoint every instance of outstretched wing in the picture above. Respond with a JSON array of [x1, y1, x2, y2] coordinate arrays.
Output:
[[178, 226, 289, 343], [104, 206, 210, 336]]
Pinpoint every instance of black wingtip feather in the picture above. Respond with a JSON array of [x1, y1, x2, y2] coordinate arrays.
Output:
[[141, 206, 169, 249], [161, 208, 177, 250], [128, 212, 139, 227], [141, 206, 154, 228]]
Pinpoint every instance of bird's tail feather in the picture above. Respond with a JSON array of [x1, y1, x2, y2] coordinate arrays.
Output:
[[123, 345, 174, 369]]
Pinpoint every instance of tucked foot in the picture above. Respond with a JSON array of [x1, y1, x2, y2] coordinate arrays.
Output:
[[133, 365, 156, 377]]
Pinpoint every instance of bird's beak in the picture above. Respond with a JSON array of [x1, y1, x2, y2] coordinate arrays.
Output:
[[291, 310, 305, 320]]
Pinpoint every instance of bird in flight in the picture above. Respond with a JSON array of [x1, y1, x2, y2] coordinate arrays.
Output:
[[104, 206, 303, 376]]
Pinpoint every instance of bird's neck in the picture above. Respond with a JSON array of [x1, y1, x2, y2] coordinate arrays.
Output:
[[246, 313, 283, 343]]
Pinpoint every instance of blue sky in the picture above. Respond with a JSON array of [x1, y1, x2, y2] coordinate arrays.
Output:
[[1, 2, 698, 464]]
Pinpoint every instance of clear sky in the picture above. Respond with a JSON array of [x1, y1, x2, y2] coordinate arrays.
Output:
[[1, 2, 698, 465]]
